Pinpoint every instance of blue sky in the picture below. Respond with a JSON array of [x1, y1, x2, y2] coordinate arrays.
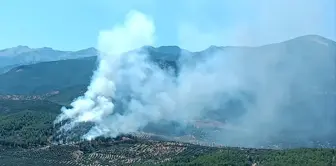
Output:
[[1, 0, 335, 51]]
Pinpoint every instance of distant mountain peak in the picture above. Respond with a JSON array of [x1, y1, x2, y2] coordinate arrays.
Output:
[[155, 46, 182, 54], [202, 45, 224, 53], [303, 35, 335, 46], [73, 47, 98, 56], [156, 45, 181, 50], [0, 45, 32, 56], [208, 45, 223, 50], [40, 47, 53, 50], [15, 45, 31, 50], [286, 34, 335, 46], [295, 34, 330, 40], [138, 45, 182, 55], [77, 47, 97, 52], [0, 45, 30, 51]]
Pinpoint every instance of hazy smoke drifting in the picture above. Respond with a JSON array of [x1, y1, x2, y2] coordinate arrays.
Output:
[[55, 10, 336, 148]]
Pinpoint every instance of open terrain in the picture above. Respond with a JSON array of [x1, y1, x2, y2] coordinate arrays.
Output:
[[0, 35, 336, 165]]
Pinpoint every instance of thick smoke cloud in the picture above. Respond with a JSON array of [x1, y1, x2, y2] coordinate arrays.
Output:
[[55, 10, 336, 148], [54, 10, 156, 139]]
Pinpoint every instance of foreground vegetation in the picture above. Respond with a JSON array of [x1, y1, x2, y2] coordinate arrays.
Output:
[[0, 100, 61, 147], [1, 141, 336, 166], [0, 99, 335, 165]]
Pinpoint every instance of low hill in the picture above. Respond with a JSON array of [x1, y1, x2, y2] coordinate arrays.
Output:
[[0, 57, 96, 94]]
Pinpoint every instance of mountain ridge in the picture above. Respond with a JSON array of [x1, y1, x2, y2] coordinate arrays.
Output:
[[0, 46, 99, 70], [0, 34, 335, 95], [1, 34, 335, 57]]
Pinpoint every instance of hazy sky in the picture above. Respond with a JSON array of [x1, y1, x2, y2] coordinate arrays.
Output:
[[1, 0, 335, 51]]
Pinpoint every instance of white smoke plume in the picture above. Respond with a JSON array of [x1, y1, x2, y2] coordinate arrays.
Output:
[[54, 10, 246, 141], [54, 10, 157, 139], [55, 9, 336, 148]]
